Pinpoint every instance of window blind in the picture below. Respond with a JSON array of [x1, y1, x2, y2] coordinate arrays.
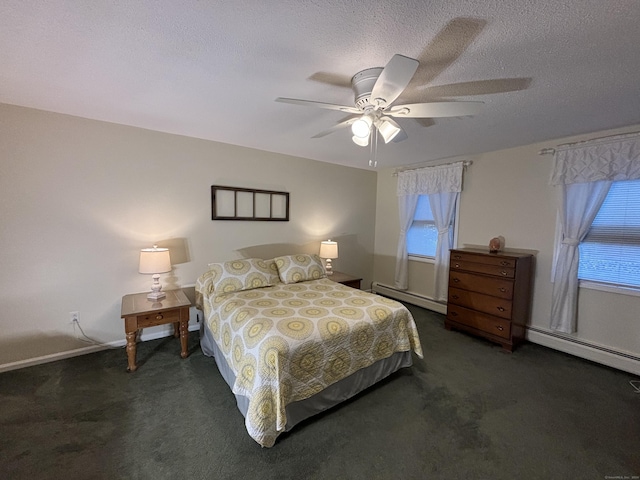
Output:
[[579, 179, 640, 288]]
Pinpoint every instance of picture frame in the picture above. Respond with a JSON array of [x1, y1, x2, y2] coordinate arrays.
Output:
[[211, 185, 290, 221]]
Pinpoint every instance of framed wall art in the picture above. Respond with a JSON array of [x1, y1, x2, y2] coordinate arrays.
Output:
[[211, 185, 290, 221]]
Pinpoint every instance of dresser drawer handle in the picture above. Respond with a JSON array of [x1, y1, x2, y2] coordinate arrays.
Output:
[[500, 261, 510, 266], [496, 325, 504, 331], [499, 287, 507, 292], [453, 278, 460, 283], [450, 311, 458, 317], [452, 295, 459, 300], [454, 263, 460, 268], [500, 271, 508, 276], [156, 314, 163, 320], [497, 307, 505, 312], [453, 255, 462, 260]]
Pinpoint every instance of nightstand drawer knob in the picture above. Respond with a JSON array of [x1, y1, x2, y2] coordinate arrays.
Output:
[[156, 314, 163, 320]]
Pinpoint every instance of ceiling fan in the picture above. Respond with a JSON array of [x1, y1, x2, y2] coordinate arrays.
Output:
[[276, 54, 483, 147]]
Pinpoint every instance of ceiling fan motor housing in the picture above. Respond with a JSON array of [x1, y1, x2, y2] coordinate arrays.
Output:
[[351, 67, 383, 110]]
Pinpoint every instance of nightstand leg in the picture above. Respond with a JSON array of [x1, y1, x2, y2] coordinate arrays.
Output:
[[179, 321, 189, 358], [173, 321, 180, 338], [179, 307, 189, 359], [126, 331, 137, 372]]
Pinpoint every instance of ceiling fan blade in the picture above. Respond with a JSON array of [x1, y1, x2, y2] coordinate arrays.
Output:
[[386, 101, 483, 118], [311, 116, 358, 138], [370, 54, 419, 108], [275, 97, 360, 114]]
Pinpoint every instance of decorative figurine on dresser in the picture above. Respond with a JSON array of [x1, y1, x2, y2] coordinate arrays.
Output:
[[445, 246, 534, 352]]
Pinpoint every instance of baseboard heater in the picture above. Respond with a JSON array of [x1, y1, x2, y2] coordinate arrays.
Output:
[[371, 282, 447, 315], [526, 326, 640, 376], [371, 282, 640, 376]]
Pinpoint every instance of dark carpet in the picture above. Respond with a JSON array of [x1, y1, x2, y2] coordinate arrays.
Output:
[[1, 304, 639, 480]]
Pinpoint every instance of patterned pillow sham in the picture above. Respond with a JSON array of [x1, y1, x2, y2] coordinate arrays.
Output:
[[274, 254, 326, 284], [207, 258, 280, 293]]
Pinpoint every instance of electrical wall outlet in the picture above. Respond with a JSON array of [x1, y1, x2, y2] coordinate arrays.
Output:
[[70, 311, 79, 324]]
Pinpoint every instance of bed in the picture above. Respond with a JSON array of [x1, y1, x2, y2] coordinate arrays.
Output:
[[195, 254, 423, 447]]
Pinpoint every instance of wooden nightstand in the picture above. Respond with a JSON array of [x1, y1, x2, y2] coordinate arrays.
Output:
[[328, 271, 362, 289], [120, 289, 191, 372]]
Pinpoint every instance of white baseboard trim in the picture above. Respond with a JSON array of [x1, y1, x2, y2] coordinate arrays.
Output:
[[0, 324, 200, 373], [526, 327, 640, 376], [371, 282, 447, 315], [370, 282, 640, 376]]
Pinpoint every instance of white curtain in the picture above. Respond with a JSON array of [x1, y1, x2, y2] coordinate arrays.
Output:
[[394, 194, 419, 289], [550, 181, 611, 333], [395, 162, 464, 293], [429, 191, 458, 301], [550, 132, 640, 333]]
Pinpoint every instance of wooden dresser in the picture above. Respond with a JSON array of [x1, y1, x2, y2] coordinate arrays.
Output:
[[445, 248, 533, 352]]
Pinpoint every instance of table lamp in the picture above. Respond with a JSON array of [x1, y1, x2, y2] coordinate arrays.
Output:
[[319, 240, 338, 276], [139, 245, 172, 300]]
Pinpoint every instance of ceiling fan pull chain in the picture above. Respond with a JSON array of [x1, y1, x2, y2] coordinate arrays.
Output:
[[369, 128, 378, 167], [368, 129, 374, 167]]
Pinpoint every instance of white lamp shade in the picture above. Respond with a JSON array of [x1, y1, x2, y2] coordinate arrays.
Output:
[[351, 116, 372, 138], [319, 240, 338, 259], [352, 135, 369, 147], [377, 118, 401, 143], [139, 247, 172, 274]]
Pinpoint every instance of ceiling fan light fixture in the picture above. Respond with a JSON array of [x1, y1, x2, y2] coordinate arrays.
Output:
[[351, 115, 372, 138], [352, 134, 369, 147], [377, 118, 401, 143]]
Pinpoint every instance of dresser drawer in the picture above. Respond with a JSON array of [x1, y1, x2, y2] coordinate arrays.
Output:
[[137, 309, 180, 328], [450, 251, 516, 268], [448, 271, 513, 299], [448, 287, 513, 320], [447, 304, 511, 340], [450, 259, 515, 278]]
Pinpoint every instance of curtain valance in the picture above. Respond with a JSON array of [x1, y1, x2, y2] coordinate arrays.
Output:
[[397, 162, 464, 196], [550, 132, 640, 186]]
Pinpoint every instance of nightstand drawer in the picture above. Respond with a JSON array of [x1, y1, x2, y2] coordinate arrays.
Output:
[[447, 304, 511, 340], [136, 309, 180, 328]]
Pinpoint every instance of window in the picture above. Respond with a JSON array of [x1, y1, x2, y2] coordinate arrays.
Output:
[[578, 179, 640, 290], [407, 195, 456, 258]]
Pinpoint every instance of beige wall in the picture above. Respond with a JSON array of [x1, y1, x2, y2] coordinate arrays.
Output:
[[0, 103, 377, 365], [373, 124, 640, 361]]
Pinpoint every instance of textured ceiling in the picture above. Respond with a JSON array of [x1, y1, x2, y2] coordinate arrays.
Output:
[[2, 0, 640, 169]]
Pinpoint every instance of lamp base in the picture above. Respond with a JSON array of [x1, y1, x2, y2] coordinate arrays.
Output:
[[147, 274, 166, 300], [147, 291, 166, 301], [325, 258, 334, 276]]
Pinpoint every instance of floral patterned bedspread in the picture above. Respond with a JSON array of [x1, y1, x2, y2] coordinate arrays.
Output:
[[196, 276, 423, 447]]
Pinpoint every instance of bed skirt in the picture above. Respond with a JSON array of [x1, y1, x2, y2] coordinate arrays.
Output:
[[200, 319, 413, 433]]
